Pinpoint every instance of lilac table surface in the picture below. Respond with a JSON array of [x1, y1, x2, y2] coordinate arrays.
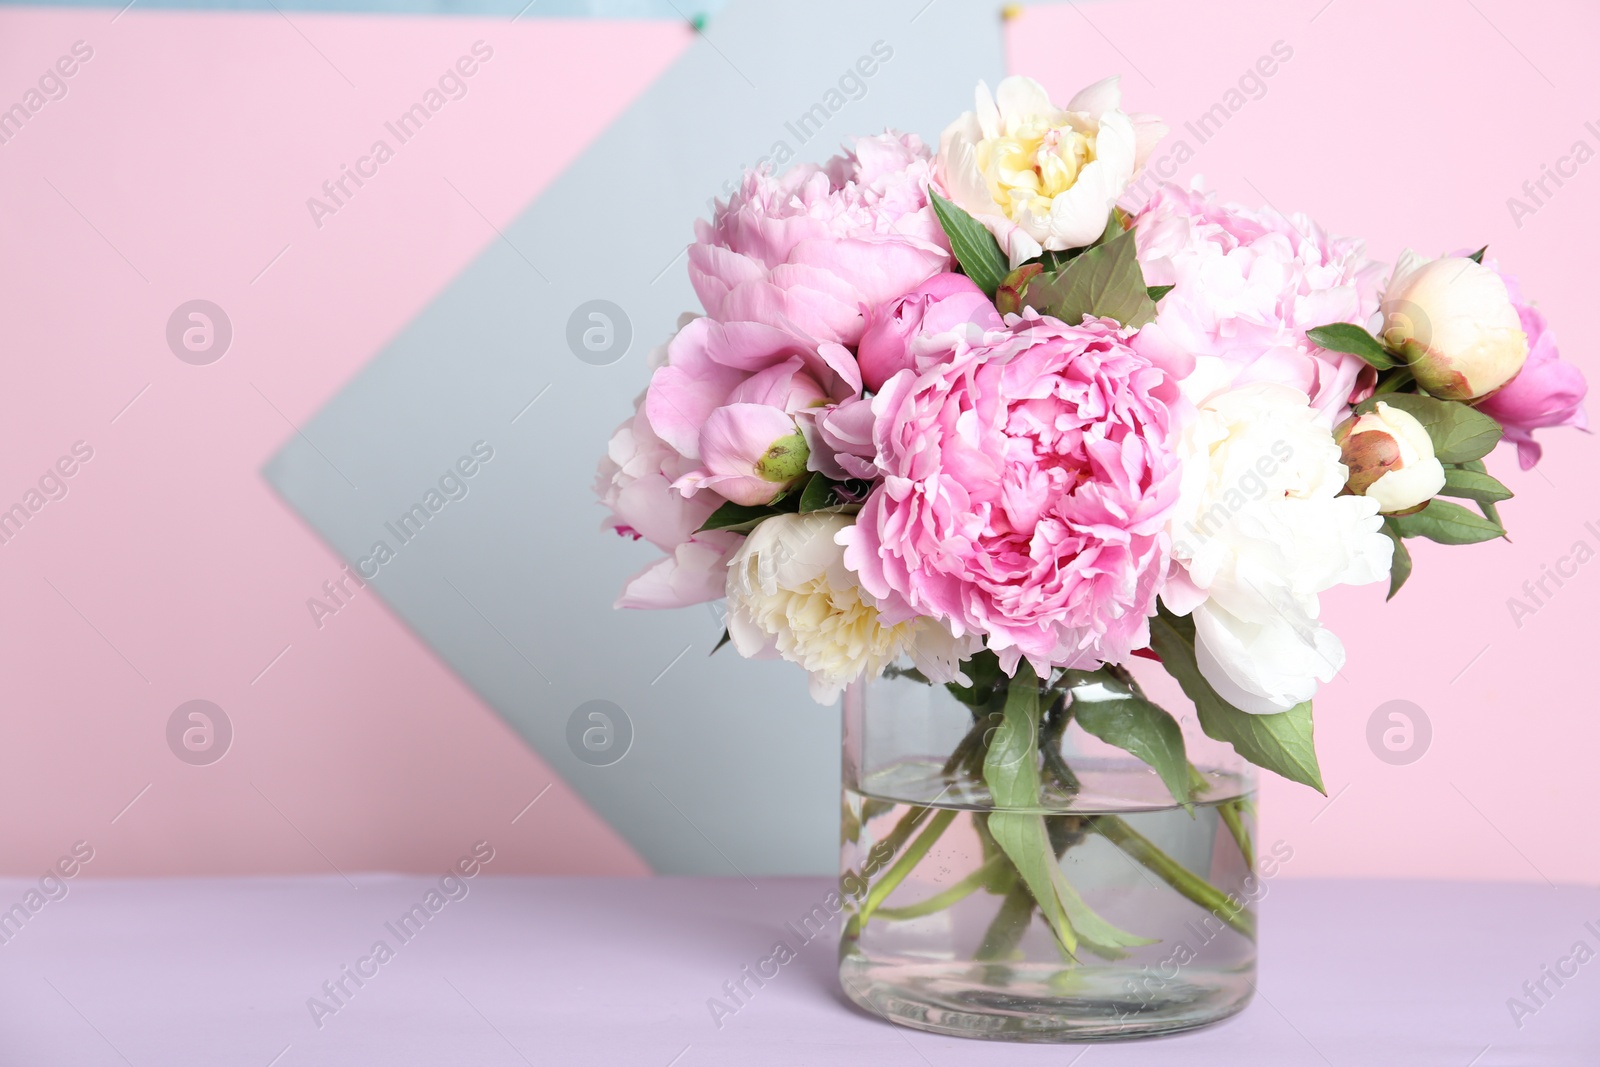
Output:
[[0, 875, 1595, 1066]]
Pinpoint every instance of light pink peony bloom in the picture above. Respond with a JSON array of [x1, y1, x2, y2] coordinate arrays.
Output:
[[840, 313, 1182, 675], [857, 272, 1004, 392], [600, 315, 854, 612], [595, 389, 743, 610], [1133, 181, 1383, 422], [595, 390, 716, 549], [1473, 267, 1588, 469], [646, 316, 860, 459], [688, 132, 952, 347], [616, 531, 742, 610], [805, 394, 880, 482]]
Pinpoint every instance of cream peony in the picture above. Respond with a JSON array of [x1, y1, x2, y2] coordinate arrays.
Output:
[[725, 514, 976, 704], [1379, 251, 1528, 400], [937, 75, 1165, 267], [1164, 382, 1393, 714], [1333, 402, 1446, 515]]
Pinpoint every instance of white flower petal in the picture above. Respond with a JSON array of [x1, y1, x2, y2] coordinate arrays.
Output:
[[1066, 74, 1123, 116]]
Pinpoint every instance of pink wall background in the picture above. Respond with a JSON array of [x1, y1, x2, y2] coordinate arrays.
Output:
[[1011, 0, 1599, 885], [0, 9, 681, 878], [2, 0, 1594, 884]]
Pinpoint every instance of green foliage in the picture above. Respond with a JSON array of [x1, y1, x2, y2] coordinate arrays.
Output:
[[945, 648, 1006, 708], [797, 472, 867, 514], [1071, 684, 1193, 812], [1388, 498, 1506, 545], [928, 191, 1009, 297], [1438, 466, 1513, 505], [1021, 227, 1159, 329], [1355, 392, 1503, 463], [1148, 608, 1326, 793], [695, 495, 799, 533], [980, 663, 1150, 958], [1306, 322, 1398, 370], [1382, 520, 1412, 601]]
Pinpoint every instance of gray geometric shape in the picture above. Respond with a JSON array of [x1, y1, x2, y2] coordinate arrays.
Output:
[[263, 0, 1005, 875]]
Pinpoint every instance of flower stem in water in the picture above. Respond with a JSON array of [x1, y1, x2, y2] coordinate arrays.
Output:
[[1088, 813, 1255, 940], [850, 807, 958, 935], [875, 854, 1010, 922]]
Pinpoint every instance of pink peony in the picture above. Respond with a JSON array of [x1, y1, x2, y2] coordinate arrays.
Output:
[[1472, 267, 1588, 469], [688, 132, 952, 347], [1133, 181, 1383, 422], [805, 394, 880, 482], [595, 387, 741, 610], [646, 316, 860, 463], [615, 530, 743, 610], [595, 389, 715, 548], [857, 272, 1004, 392], [599, 314, 862, 611], [840, 313, 1182, 674]]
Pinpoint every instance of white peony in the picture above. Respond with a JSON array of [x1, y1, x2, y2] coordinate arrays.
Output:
[[1164, 382, 1393, 714], [937, 75, 1165, 267], [725, 514, 977, 704]]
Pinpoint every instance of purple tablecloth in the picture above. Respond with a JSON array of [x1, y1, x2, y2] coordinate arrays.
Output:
[[1, 875, 1594, 1065]]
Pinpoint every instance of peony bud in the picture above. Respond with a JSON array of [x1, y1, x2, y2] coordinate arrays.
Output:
[[754, 431, 810, 484], [1333, 402, 1446, 514], [676, 403, 811, 506], [1378, 251, 1529, 401], [858, 273, 1001, 392], [994, 263, 1043, 316]]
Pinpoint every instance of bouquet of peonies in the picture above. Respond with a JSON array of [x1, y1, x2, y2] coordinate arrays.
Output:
[[595, 74, 1587, 796]]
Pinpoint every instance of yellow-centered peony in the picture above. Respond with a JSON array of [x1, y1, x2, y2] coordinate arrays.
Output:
[[724, 514, 976, 704]]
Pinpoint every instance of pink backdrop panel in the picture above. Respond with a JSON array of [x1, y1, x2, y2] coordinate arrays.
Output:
[[0, 8, 693, 877], [1010, 0, 1599, 884]]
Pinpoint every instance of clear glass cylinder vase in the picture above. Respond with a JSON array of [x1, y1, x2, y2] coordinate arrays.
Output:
[[838, 660, 1262, 1041]]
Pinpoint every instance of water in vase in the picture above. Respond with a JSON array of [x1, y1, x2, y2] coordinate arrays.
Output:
[[839, 760, 1269, 1041]]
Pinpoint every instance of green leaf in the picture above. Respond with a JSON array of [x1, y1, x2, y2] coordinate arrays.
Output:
[[797, 472, 867, 515], [928, 191, 1009, 297], [1467, 245, 1487, 264], [1438, 466, 1513, 505], [1148, 608, 1326, 793], [945, 648, 1005, 708], [983, 661, 1043, 810], [1305, 322, 1397, 370], [1046, 860, 1156, 958], [696, 502, 769, 533], [977, 661, 1160, 959], [981, 663, 1075, 952], [1456, 459, 1506, 525], [1387, 498, 1505, 545], [696, 501, 771, 533], [1382, 520, 1412, 601], [1071, 691, 1193, 812], [694, 493, 802, 533], [985, 812, 1077, 956], [1354, 392, 1503, 463], [1022, 227, 1158, 329], [711, 628, 732, 654], [1147, 284, 1175, 302], [797, 472, 832, 512]]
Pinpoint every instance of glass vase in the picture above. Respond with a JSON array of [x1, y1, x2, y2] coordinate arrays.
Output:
[[838, 659, 1263, 1041]]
